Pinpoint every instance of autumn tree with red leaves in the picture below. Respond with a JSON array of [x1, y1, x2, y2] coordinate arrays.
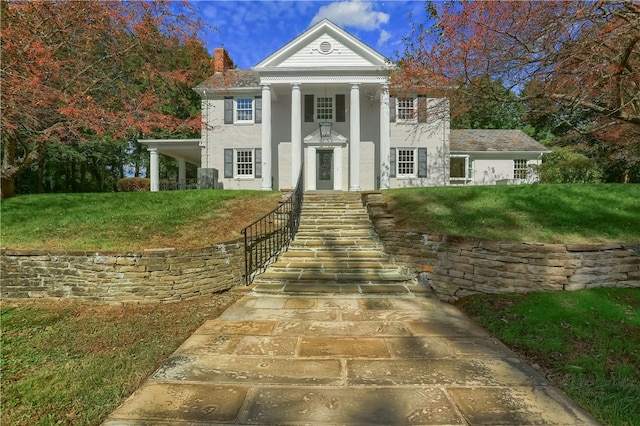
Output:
[[400, 0, 639, 181], [1, 0, 214, 198]]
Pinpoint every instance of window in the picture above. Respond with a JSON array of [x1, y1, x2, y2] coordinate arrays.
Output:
[[236, 149, 253, 176], [224, 148, 262, 179], [317, 96, 333, 121], [390, 148, 428, 178], [514, 159, 528, 179], [236, 98, 253, 122], [450, 156, 472, 181], [397, 98, 417, 122], [397, 149, 415, 176]]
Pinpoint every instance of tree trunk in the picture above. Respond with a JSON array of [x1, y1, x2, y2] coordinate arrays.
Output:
[[1, 176, 16, 199]]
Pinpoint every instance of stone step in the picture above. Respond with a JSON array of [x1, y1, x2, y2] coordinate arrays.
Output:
[[252, 192, 413, 292], [255, 270, 411, 283], [283, 250, 389, 259]]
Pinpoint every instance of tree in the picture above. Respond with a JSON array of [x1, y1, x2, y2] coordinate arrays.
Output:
[[450, 75, 524, 130], [399, 1, 639, 179], [1, 0, 214, 198]]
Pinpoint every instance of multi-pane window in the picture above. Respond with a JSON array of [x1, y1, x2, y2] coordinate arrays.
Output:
[[397, 149, 415, 176], [514, 159, 528, 179], [397, 98, 417, 122], [236, 149, 253, 177], [316, 96, 333, 121], [236, 98, 253, 122]]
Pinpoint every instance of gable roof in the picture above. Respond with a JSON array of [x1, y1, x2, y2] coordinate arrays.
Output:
[[450, 130, 550, 153], [254, 19, 390, 71]]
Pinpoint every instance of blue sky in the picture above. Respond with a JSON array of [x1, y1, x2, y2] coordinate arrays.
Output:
[[190, 0, 429, 68]]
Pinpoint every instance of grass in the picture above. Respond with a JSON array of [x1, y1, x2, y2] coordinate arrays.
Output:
[[385, 184, 640, 243], [457, 288, 640, 426], [0, 190, 281, 251], [0, 292, 244, 426]]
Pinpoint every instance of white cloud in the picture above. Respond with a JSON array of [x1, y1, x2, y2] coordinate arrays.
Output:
[[377, 29, 391, 47], [311, 0, 390, 31]]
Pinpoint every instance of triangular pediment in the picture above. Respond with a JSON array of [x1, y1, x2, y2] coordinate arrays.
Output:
[[254, 19, 389, 70]]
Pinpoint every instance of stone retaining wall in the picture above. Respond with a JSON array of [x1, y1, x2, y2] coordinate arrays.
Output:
[[1, 241, 245, 303], [362, 191, 640, 301]]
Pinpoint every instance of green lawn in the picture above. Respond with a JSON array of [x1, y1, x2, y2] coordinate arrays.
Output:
[[457, 288, 640, 426], [0, 293, 243, 426], [385, 184, 640, 243], [0, 190, 279, 251]]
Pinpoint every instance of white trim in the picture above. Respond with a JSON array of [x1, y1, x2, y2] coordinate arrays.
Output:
[[396, 148, 417, 178], [254, 19, 390, 69], [235, 148, 255, 179], [234, 97, 255, 124], [396, 97, 417, 124], [259, 75, 388, 85]]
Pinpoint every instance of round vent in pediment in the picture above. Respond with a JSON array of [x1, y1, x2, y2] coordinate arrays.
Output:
[[319, 41, 332, 54]]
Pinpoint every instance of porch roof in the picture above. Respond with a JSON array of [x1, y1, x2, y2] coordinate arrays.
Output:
[[139, 139, 200, 165]]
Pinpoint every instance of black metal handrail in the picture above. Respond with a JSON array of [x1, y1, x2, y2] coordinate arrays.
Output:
[[241, 167, 304, 285]]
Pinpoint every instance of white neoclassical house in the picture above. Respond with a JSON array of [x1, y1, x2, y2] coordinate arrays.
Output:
[[142, 19, 548, 191]]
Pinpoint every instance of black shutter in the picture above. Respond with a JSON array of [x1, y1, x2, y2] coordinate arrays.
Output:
[[224, 97, 233, 124], [254, 96, 262, 123], [418, 148, 428, 177], [390, 148, 396, 178], [255, 149, 262, 178], [304, 94, 314, 122], [224, 149, 233, 178], [389, 97, 396, 122], [336, 94, 346, 122]]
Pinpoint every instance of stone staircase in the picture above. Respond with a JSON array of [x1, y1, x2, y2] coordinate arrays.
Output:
[[252, 192, 418, 294]]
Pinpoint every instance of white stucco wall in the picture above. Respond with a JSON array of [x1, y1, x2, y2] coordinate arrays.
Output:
[[457, 153, 544, 185], [389, 98, 450, 188], [201, 97, 263, 190]]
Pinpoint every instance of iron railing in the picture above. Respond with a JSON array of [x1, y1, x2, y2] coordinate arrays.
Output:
[[241, 167, 304, 284]]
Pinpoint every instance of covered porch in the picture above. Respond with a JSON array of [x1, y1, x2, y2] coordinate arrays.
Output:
[[140, 139, 200, 191]]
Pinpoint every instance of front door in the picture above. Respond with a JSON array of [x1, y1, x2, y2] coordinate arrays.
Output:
[[316, 150, 333, 190]]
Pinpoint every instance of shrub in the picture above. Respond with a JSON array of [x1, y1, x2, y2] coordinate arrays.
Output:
[[116, 177, 150, 192], [536, 147, 603, 183]]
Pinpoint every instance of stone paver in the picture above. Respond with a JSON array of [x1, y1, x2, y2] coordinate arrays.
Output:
[[103, 193, 600, 425], [104, 293, 600, 425]]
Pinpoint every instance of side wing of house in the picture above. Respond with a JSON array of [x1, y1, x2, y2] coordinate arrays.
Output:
[[450, 130, 550, 185]]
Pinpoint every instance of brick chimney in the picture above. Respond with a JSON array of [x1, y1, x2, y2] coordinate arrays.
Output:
[[213, 48, 234, 73]]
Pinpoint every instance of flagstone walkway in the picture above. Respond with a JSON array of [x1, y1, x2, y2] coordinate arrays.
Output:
[[103, 193, 599, 425]]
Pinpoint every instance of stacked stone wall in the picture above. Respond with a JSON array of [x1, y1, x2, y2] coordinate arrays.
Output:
[[363, 191, 640, 301], [1, 241, 245, 303]]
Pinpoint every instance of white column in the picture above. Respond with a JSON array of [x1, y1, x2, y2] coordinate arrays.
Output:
[[261, 84, 272, 190], [177, 158, 186, 190], [379, 84, 391, 190], [148, 148, 159, 192], [334, 146, 342, 191], [291, 83, 302, 188], [349, 83, 361, 191], [307, 146, 316, 191]]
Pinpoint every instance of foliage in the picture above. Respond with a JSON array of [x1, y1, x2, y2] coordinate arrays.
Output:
[[116, 177, 151, 192], [450, 76, 524, 130], [536, 147, 604, 183], [0, 294, 243, 426], [0, 191, 281, 251], [385, 184, 640, 243], [458, 288, 640, 426], [400, 0, 640, 182], [0, 0, 215, 198]]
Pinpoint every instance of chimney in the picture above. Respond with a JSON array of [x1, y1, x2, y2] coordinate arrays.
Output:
[[213, 48, 234, 74]]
